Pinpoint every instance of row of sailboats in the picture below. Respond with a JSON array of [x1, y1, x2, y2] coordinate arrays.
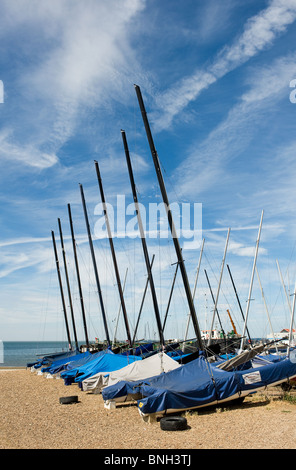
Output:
[[29, 84, 296, 421]]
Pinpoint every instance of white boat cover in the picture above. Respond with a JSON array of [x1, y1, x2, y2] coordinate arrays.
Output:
[[82, 352, 180, 393]]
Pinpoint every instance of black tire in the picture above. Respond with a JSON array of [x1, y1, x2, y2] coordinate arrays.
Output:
[[281, 382, 292, 392], [160, 416, 187, 431], [59, 395, 78, 405]]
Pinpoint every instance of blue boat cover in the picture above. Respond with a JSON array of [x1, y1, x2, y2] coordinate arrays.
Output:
[[28, 349, 79, 369], [121, 343, 154, 356], [60, 350, 142, 385], [41, 350, 92, 374], [133, 355, 296, 416]]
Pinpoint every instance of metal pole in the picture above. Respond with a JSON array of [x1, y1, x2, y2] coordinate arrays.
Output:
[[204, 269, 225, 340], [162, 259, 179, 332], [51, 230, 72, 350], [256, 266, 278, 355], [68, 203, 90, 349], [57, 218, 79, 351], [132, 255, 155, 345], [80, 183, 111, 347], [112, 267, 128, 347], [287, 280, 296, 358], [121, 130, 165, 347], [208, 228, 230, 346], [240, 210, 264, 349], [183, 238, 205, 342], [94, 161, 132, 346], [227, 264, 252, 345], [276, 259, 296, 332], [134, 84, 203, 351]]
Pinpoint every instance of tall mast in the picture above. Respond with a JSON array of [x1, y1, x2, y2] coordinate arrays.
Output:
[[80, 183, 111, 347], [287, 280, 296, 357], [94, 161, 132, 347], [132, 255, 155, 344], [204, 269, 225, 338], [57, 218, 79, 350], [256, 267, 278, 355], [134, 84, 203, 350], [208, 227, 230, 346], [51, 230, 72, 350], [184, 238, 205, 342], [112, 267, 128, 347], [121, 129, 165, 347], [276, 259, 292, 314], [276, 259, 296, 333], [227, 264, 252, 345], [68, 203, 90, 349], [240, 210, 264, 349], [162, 259, 179, 332]]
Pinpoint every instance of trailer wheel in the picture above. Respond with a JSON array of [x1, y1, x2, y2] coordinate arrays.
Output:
[[160, 416, 187, 431], [59, 395, 78, 405]]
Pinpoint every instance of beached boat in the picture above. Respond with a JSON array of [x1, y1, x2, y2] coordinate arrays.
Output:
[[82, 351, 180, 394], [106, 353, 296, 421]]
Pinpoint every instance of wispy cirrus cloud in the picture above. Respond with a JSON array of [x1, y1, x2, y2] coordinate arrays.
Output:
[[152, 0, 296, 130], [0, 0, 146, 169], [174, 51, 296, 202]]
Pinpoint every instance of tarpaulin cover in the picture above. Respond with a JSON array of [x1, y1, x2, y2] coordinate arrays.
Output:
[[134, 356, 296, 416], [28, 350, 79, 369], [60, 350, 141, 385], [121, 343, 154, 356], [41, 350, 92, 374], [83, 352, 180, 393]]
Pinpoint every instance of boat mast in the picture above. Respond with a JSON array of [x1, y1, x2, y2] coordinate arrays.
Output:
[[68, 203, 90, 350], [162, 258, 179, 332], [57, 218, 79, 351], [287, 280, 296, 357], [204, 269, 225, 339], [276, 259, 292, 315], [183, 238, 205, 343], [94, 161, 132, 347], [134, 84, 204, 351], [227, 264, 252, 345], [132, 255, 155, 345], [240, 210, 264, 349], [51, 230, 72, 350], [255, 266, 278, 355], [276, 259, 296, 331], [112, 267, 128, 347], [121, 129, 165, 348], [208, 228, 230, 346], [80, 183, 111, 347]]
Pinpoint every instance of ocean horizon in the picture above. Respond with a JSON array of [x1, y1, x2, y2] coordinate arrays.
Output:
[[0, 341, 80, 367]]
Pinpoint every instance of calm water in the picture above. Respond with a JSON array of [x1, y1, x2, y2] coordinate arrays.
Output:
[[0, 341, 72, 367]]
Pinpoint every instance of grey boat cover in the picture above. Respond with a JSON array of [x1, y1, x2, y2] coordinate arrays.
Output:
[[217, 344, 266, 371], [82, 352, 180, 393]]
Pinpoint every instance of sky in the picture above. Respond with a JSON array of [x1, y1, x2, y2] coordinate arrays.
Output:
[[1, 0, 296, 344]]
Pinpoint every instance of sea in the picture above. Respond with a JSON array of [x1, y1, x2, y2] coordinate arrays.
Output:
[[0, 341, 73, 367]]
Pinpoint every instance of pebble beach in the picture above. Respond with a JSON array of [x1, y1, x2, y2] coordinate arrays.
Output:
[[0, 367, 296, 450]]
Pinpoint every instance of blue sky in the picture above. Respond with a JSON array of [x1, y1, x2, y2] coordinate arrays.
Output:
[[1, 0, 296, 343]]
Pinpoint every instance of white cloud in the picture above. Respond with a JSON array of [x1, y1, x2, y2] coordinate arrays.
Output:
[[174, 52, 296, 204], [152, 0, 296, 129], [0, 0, 146, 169]]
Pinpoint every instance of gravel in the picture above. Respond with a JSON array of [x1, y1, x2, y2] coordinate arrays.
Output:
[[0, 368, 295, 449]]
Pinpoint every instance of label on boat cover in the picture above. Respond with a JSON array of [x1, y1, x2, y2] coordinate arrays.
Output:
[[242, 370, 261, 385]]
